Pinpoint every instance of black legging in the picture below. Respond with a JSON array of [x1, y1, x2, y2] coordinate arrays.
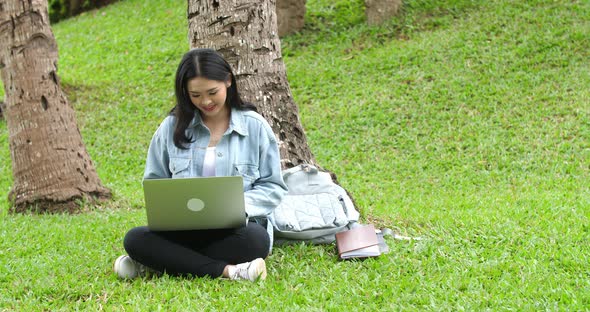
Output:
[[123, 221, 270, 278]]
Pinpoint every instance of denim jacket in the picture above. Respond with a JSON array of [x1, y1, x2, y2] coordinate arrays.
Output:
[[144, 108, 288, 246]]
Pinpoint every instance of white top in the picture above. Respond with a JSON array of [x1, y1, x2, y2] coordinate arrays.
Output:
[[202, 147, 216, 177]]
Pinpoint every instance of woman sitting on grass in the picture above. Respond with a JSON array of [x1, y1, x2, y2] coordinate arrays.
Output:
[[114, 48, 287, 282]]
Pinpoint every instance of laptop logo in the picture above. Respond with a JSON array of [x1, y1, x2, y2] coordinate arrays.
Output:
[[187, 198, 205, 212]]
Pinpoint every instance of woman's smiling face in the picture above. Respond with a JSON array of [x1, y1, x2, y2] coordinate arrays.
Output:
[[187, 77, 230, 119]]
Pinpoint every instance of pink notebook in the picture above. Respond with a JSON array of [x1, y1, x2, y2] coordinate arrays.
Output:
[[335, 224, 381, 260]]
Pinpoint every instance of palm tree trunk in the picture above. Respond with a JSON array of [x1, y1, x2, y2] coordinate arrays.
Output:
[[187, 0, 316, 169], [276, 0, 306, 37], [0, 0, 111, 212], [365, 0, 402, 26]]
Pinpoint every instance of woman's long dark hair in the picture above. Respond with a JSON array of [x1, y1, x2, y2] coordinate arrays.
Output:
[[172, 48, 256, 149]]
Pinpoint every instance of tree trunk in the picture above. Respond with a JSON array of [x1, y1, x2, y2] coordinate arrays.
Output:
[[187, 0, 316, 169], [365, 0, 402, 26], [68, 0, 83, 16], [0, 0, 111, 213], [276, 0, 306, 37]]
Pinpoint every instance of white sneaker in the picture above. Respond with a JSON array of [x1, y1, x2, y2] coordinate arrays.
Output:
[[113, 255, 148, 279], [228, 258, 267, 282]]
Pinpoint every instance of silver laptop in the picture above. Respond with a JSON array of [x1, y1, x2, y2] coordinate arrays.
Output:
[[143, 176, 247, 231]]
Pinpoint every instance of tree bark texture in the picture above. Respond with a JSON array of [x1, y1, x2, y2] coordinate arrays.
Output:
[[187, 0, 316, 169], [276, 0, 306, 37], [0, 0, 111, 212], [365, 0, 402, 26]]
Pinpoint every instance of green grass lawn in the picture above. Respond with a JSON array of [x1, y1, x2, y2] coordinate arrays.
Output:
[[1, 0, 589, 310]]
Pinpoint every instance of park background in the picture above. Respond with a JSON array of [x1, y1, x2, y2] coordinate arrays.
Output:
[[0, 0, 588, 310]]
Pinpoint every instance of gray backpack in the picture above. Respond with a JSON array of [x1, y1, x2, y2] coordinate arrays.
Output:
[[269, 164, 360, 245]]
